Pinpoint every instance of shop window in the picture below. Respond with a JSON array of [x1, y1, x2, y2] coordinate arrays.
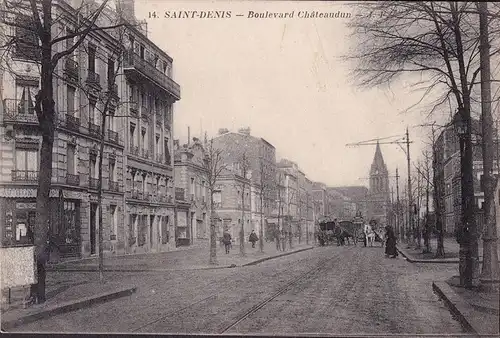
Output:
[[62, 201, 78, 244]]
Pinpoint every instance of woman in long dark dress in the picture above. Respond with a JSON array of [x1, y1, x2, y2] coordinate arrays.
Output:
[[384, 225, 398, 258]]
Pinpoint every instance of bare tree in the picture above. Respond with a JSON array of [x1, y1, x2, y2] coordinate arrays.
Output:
[[0, 0, 125, 303], [202, 139, 227, 265], [233, 152, 250, 257], [276, 171, 285, 251], [257, 158, 272, 252]]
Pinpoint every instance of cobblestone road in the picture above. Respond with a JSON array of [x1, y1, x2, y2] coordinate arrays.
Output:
[[10, 245, 464, 335]]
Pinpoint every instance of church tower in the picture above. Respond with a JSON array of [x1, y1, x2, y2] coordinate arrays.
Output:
[[367, 141, 390, 225]]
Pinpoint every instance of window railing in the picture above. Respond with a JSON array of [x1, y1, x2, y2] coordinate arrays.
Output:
[[3, 99, 37, 123], [175, 188, 185, 201], [89, 122, 101, 138], [11, 170, 38, 182], [123, 50, 181, 99], [109, 180, 119, 192], [67, 173, 80, 186], [89, 176, 99, 189], [66, 114, 80, 131], [86, 70, 100, 87], [64, 58, 79, 79], [107, 129, 119, 144]]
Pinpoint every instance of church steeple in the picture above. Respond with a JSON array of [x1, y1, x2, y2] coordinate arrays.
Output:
[[370, 141, 387, 175]]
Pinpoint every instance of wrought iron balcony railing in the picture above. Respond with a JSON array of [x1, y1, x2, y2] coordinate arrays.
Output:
[[123, 50, 181, 99], [3, 99, 37, 124], [107, 129, 119, 144], [65, 114, 80, 131], [11, 170, 38, 182], [86, 70, 101, 88], [66, 173, 80, 186], [64, 58, 79, 80], [109, 180, 119, 192], [88, 122, 101, 138], [89, 176, 99, 189]]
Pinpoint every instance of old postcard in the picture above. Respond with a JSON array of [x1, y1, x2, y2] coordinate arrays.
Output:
[[0, 0, 499, 336]]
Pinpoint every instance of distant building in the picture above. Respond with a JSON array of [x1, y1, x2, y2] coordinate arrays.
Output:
[[366, 142, 391, 225]]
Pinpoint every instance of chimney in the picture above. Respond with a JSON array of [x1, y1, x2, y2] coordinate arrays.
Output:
[[238, 127, 251, 136], [116, 0, 136, 23], [218, 128, 229, 135]]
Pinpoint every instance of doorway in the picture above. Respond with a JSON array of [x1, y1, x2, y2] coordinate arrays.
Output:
[[90, 203, 97, 255], [150, 215, 155, 248]]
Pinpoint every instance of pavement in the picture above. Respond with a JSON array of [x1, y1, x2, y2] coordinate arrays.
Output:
[[5, 244, 466, 335], [1, 240, 313, 331], [396, 237, 500, 336]]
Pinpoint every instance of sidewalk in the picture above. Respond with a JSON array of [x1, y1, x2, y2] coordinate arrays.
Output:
[[396, 237, 498, 263], [433, 276, 499, 335], [1, 241, 313, 331], [49, 240, 314, 272]]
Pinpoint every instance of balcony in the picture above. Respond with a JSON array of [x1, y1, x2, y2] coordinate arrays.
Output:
[[175, 188, 185, 201], [64, 58, 79, 80], [89, 177, 99, 190], [123, 50, 181, 100], [130, 102, 138, 117], [65, 114, 80, 132], [3, 99, 38, 125], [109, 180, 119, 192], [88, 122, 101, 138], [106, 83, 119, 99], [11, 170, 38, 182], [86, 71, 101, 89], [107, 129, 119, 144], [129, 144, 139, 156], [66, 173, 80, 186]]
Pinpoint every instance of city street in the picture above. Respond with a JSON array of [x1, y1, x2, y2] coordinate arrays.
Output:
[[10, 245, 464, 335]]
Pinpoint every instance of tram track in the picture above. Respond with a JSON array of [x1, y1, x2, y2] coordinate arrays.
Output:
[[218, 255, 338, 334], [129, 248, 333, 333]]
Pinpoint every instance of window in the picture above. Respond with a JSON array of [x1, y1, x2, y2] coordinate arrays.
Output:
[[140, 44, 145, 59], [67, 144, 75, 175], [141, 127, 147, 151], [90, 155, 97, 179], [109, 160, 116, 181], [67, 85, 75, 115], [202, 181, 206, 199], [16, 148, 38, 172], [88, 46, 96, 73], [130, 123, 136, 147], [16, 85, 36, 115], [213, 190, 222, 204], [143, 175, 148, 194], [110, 205, 117, 239], [107, 57, 115, 85], [191, 178, 195, 195], [164, 138, 170, 163], [14, 15, 39, 60], [89, 102, 97, 124], [108, 111, 115, 132], [156, 134, 160, 156]]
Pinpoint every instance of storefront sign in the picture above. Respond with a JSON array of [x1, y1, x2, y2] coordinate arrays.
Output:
[[16, 202, 36, 209], [0, 246, 36, 288]]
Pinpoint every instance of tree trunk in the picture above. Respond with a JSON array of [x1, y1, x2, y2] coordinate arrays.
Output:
[[209, 196, 217, 265], [240, 182, 245, 257], [478, 1, 500, 289], [424, 156, 431, 253], [31, 3, 55, 302], [259, 193, 264, 252], [97, 109, 106, 282]]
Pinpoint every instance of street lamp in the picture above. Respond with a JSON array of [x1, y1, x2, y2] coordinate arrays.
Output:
[[453, 108, 480, 289]]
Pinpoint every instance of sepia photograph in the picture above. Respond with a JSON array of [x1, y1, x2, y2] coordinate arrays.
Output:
[[0, 0, 499, 336]]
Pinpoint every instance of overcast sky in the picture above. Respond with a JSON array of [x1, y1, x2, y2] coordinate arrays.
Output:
[[134, 0, 459, 191]]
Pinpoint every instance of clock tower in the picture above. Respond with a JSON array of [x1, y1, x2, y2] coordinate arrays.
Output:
[[367, 141, 390, 225]]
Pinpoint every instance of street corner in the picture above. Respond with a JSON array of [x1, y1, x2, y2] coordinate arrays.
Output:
[[1, 285, 137, 331]]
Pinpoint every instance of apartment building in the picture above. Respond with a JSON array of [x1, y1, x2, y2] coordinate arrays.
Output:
[[174, 138, 209, 245], [0, 0, 181, 260]]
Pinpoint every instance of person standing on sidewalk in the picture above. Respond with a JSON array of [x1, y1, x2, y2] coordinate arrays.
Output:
[[384, 225, 398, 258], [223, 230, 232, 254], [249, 230, 259, 248]]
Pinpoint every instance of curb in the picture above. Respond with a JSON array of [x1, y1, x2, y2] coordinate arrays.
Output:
[[48, 247, 315, 272], [397, 247, 460, 264], [1, 286, 137, 331], [242, 247, 314, 267], [432, 282, 477, 335]]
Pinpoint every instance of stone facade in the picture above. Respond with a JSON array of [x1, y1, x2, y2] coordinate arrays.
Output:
[[0, 0, 180, 260]]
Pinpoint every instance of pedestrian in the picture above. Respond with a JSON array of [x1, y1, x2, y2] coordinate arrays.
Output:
[[384, 225, 398, 258], [249, 230, 259, 248], [223, 230, 232, 254]]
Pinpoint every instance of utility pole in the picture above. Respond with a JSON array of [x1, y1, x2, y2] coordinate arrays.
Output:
[[406, 128, 414, 246], [478, 1, 500, 291], [425, 151, 431, 253], [396, 168, 401, 241], [416, 168, 422, 248]]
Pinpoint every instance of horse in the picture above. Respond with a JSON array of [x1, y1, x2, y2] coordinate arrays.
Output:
[[364, 224, 376, 247]]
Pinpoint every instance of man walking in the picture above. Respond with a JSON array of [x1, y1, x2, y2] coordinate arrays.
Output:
[[222, 230, 232, 254]]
